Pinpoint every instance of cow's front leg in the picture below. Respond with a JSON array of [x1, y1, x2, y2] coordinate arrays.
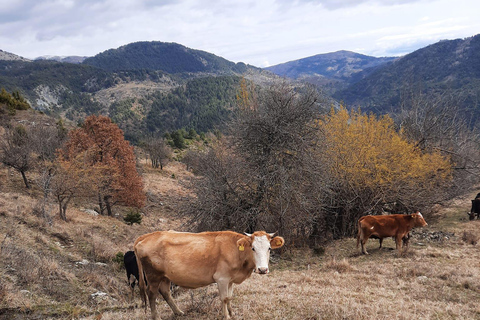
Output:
[[395, 234, 404, 252], [227, 283, 235, 317], [216, 279, 231, 320]]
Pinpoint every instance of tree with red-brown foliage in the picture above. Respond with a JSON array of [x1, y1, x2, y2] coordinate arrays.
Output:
[[60, 115, 145, 216]]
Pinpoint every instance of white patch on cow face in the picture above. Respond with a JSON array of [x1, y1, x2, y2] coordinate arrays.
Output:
[[251, 235, 271, 274]]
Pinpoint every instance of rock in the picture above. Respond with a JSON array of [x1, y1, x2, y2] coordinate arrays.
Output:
[[81, 209, 99, 216], [90, 291, 108, 303], [95, 262, 108, 267], [75, 259, 90, 266]]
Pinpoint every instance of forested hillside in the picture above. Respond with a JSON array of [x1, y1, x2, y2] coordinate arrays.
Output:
[[109, 75, 241, 142], [83, 41, 250, 74], [334, 35, 480, 117], [0, 42, 269, 141]]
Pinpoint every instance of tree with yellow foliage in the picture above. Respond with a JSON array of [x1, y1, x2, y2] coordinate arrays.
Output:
[[315, 107, 452, 238]]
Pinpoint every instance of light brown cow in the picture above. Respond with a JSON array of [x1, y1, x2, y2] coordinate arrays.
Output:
[[134, 230, 285, 320], [357, 212, 427, 254]]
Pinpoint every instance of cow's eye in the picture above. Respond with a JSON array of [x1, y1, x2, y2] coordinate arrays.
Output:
[[252, 247, 255, 252], [268, 248, 271, 251]]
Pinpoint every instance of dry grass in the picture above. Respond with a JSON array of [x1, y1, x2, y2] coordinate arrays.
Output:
[[2, 162, 480, 319]]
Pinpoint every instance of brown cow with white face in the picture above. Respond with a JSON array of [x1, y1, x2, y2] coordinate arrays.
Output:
[[357, 212, 427, 254], [133, 230, 285, 320]]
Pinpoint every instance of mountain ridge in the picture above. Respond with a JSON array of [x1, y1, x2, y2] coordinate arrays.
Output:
[[265, 50, 397, 90], [82, 41, 253, 74], [0, 49, 30, 62], [333, 34, 480, 115]]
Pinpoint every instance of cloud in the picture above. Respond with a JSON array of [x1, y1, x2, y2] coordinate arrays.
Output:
[[275, 0, 434, 10], [0, 0, 478, 66]]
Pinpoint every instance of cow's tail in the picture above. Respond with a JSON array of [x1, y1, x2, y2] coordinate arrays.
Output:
[[356, 219, 363, 249], [134, 245, 147, 311]]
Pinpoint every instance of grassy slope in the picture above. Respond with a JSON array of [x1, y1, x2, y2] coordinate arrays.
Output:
[[1, 160, 480, 320]]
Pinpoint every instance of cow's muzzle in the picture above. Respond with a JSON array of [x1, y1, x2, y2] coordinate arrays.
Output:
[[256, 267, 269, 274]]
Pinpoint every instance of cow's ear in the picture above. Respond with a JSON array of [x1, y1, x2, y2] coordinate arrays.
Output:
[[270, 236, 285, 249], [237, 237, 251, 252]]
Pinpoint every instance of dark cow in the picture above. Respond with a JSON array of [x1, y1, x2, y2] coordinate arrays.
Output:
[[469, 193, 480, 220], [357, 212, 427, 254], [124, 250, 140, 300], [134, 230, 285, 320]]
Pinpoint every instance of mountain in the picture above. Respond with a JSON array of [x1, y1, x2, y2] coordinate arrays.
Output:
[[35, 55, 88, 64], [0, 49, 30, 62], [334, 35, 480, 115], [265, 51, 396, 91], [82, 41, 251, 74], [0, 41, 275, 142]]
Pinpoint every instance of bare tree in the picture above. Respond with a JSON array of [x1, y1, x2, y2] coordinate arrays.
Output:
[[396, 90, 480, 197], [230, 81, 323, 234], [29, 121, 67, 162], [1, 125, 31, 188], [143, 137, 172, 170], [182, 149, 200, 172], [35, 166, 55, 225], [184, 81, 328, 245]]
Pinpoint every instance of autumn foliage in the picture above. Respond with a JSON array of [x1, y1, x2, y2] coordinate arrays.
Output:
[[315, 107, 452, 237], [60, 115, 145, 216], [320, 107, 451, 188]]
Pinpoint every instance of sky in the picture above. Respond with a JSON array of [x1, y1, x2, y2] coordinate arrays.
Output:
[[0, 0, 479, 67]]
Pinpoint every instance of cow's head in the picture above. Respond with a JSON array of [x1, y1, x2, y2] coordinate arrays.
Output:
[[412, 211, 428, 227], [239, 231, 285, 274]]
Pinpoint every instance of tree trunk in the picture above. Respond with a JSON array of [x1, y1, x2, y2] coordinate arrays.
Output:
[[98, 192, 105, 215], [60, 196, 73, 221], [20, 170, 30, 189], [58, 196, 67, 221], [104, 195, 113, 216]]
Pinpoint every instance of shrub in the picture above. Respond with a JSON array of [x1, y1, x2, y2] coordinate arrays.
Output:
[[113, 252, 125, 266], [124, 209, 142, 225]]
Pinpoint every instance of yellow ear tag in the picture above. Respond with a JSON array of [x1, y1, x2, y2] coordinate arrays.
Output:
[[239, 245, 245, 251]]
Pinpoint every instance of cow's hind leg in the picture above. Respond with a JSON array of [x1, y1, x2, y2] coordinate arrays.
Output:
[[360, 237, 369, 254], [159, 278, 184, 316], [146, 280, 160, 320]]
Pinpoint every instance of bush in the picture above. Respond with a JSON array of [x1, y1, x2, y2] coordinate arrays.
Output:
[[113, 252, 125, 266], [124, 209, 142, 225]]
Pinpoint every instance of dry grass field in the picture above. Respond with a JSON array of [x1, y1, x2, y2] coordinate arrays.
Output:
[[1, 160, 480, 320]]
